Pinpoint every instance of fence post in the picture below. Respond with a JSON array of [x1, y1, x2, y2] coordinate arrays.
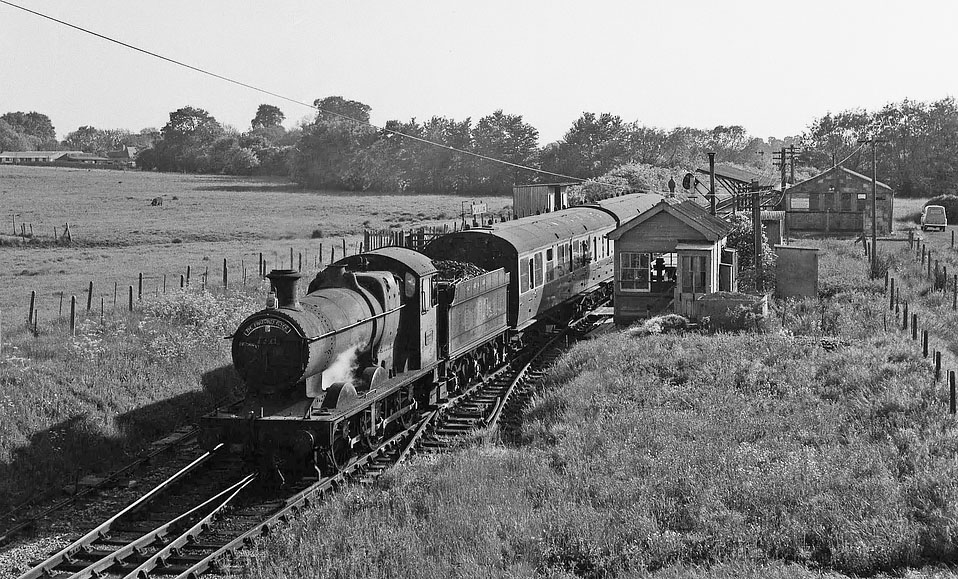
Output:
[[138, 273, 143, 300], [953, 274, 957, 310], [951, 371, 956, 414], [70, 295, 76, 336], [28, 289, 36, 324], [186, 265, 191, 287], [163, 274, 167, 294], [128, 286, 133, 312], [298, 252, 302, 272], [952, 229, 954, 248], [923, 330, 928, 357], [903, 302, 909, 331], [223, 258, 228, 290], [889, 278, 895, 311], [59, 291, 64, 317], [113, 282, 118, 308], [935, 351, 942, 382], [0, 307, 3, 356], [86, 281, 94, 311], [180, 274, 185, 289], [912, 314, 918, 340]]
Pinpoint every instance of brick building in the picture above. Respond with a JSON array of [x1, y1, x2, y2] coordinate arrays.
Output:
[[785, 165, 894, 235]]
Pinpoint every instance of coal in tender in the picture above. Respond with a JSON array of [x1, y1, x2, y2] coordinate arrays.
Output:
[[433, 259, 486, 282]]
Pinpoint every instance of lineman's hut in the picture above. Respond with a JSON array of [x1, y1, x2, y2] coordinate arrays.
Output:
[[607, 198, 734, 325], [512, 183, 572, 219]]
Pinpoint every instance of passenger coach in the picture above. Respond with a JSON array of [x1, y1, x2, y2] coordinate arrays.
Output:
[[424, 193, 662, 329]]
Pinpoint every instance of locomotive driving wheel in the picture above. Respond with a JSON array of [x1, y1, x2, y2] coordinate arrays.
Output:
[[323, 420, 354, 475], [359, 408, 384, 450]]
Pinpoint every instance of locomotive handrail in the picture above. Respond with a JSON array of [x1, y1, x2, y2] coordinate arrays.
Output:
[[305, 304, 405, 343]]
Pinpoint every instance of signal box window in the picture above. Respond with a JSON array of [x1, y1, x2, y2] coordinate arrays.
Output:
[[681, 255, 708, 293], [620, 252, 650, 291]]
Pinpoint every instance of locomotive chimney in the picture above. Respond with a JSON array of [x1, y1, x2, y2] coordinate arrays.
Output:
[[266, 269, 301, 309]]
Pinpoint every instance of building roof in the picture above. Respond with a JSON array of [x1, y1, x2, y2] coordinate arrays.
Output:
[[61, 153, 111, 162], [0, 150, 79, 159], [696, 162, 778, 188], [608, 198, 732, 242], [791, 165, 893, 191], [107, 147, 137, 159]]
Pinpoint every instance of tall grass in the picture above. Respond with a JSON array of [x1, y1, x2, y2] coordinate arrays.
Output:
[[0, 286, 262, 511], [236, 238, 958, 578]]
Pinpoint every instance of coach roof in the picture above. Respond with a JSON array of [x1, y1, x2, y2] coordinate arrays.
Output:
[[438, 205, 616, 256], [589, 192, 666, 226]]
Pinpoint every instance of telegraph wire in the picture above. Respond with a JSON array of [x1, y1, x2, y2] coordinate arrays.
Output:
[[0, 0, 585, 183]]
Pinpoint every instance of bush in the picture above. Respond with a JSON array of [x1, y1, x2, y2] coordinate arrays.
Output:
[[924, 194, 958, 222], [311, 228, 324, 239]]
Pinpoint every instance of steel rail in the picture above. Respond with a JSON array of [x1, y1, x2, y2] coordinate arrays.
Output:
[[168, 422, 421, 578], [120, 473, 258, 579], [0, 427, 200, 548], [66, 474, 255, 579], [17, 444, 222, 579], [484, 331, 568, 427]]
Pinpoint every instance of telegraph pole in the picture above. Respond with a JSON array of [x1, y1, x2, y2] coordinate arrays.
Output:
[[787, 145, 798, 184], [708, 152, 716, 216], [857, 137, 888, 274]]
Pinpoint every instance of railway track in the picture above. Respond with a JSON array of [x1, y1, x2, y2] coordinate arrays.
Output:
[[17, 311, 608, 579]]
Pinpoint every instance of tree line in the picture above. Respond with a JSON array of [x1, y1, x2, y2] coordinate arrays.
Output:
[[4, 96, 958, 197]]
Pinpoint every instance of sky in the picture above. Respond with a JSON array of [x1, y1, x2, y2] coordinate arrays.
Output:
[[1, 0, 957, 145]]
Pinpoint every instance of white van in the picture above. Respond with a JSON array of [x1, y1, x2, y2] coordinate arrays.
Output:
[[921, 205, 948, 231]]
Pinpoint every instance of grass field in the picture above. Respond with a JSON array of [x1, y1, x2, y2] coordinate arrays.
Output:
[[0, 165, 508, 512], [233, 199, 958, 577], [0, 165, 510, 329]]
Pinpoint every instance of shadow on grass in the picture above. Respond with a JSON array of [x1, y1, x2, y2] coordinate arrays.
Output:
[[0, 365, 243, 513]]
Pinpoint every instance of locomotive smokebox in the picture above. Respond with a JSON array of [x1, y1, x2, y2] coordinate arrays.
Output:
[[267, 269, 301, 309]]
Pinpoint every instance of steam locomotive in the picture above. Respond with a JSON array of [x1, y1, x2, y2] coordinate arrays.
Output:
[[199, 193, 662, 478]]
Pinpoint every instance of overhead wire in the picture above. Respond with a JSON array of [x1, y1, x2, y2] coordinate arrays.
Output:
[[0, 0, 585, 183]]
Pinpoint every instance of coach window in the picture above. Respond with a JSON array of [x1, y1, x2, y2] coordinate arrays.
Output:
[[620, 252, 650, 292], [519, 257, 530, 293], [534, 252, 544, 287], [557, 244, 567, 276], [546, 248, 555, 282]]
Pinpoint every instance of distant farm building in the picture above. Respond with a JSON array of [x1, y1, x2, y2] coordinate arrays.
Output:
[[107, 147, 137, 168], [512, 183, 571, 218], [60, 152, 111, 165], [0, 150, 81, 164], [608, 197, 734, 325], [785, 165, 894, 235]]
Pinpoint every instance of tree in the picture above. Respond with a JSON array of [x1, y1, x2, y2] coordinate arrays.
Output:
[[292, 96, 377, 189], [472, 110, 539, 194], [251, 104, 285, 129], [1, 111, 56, 146], [560, 112, 627, 178], [153, 106, 225, 172], [724, 213, 776, 292], [0, 119, 35, 151]]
